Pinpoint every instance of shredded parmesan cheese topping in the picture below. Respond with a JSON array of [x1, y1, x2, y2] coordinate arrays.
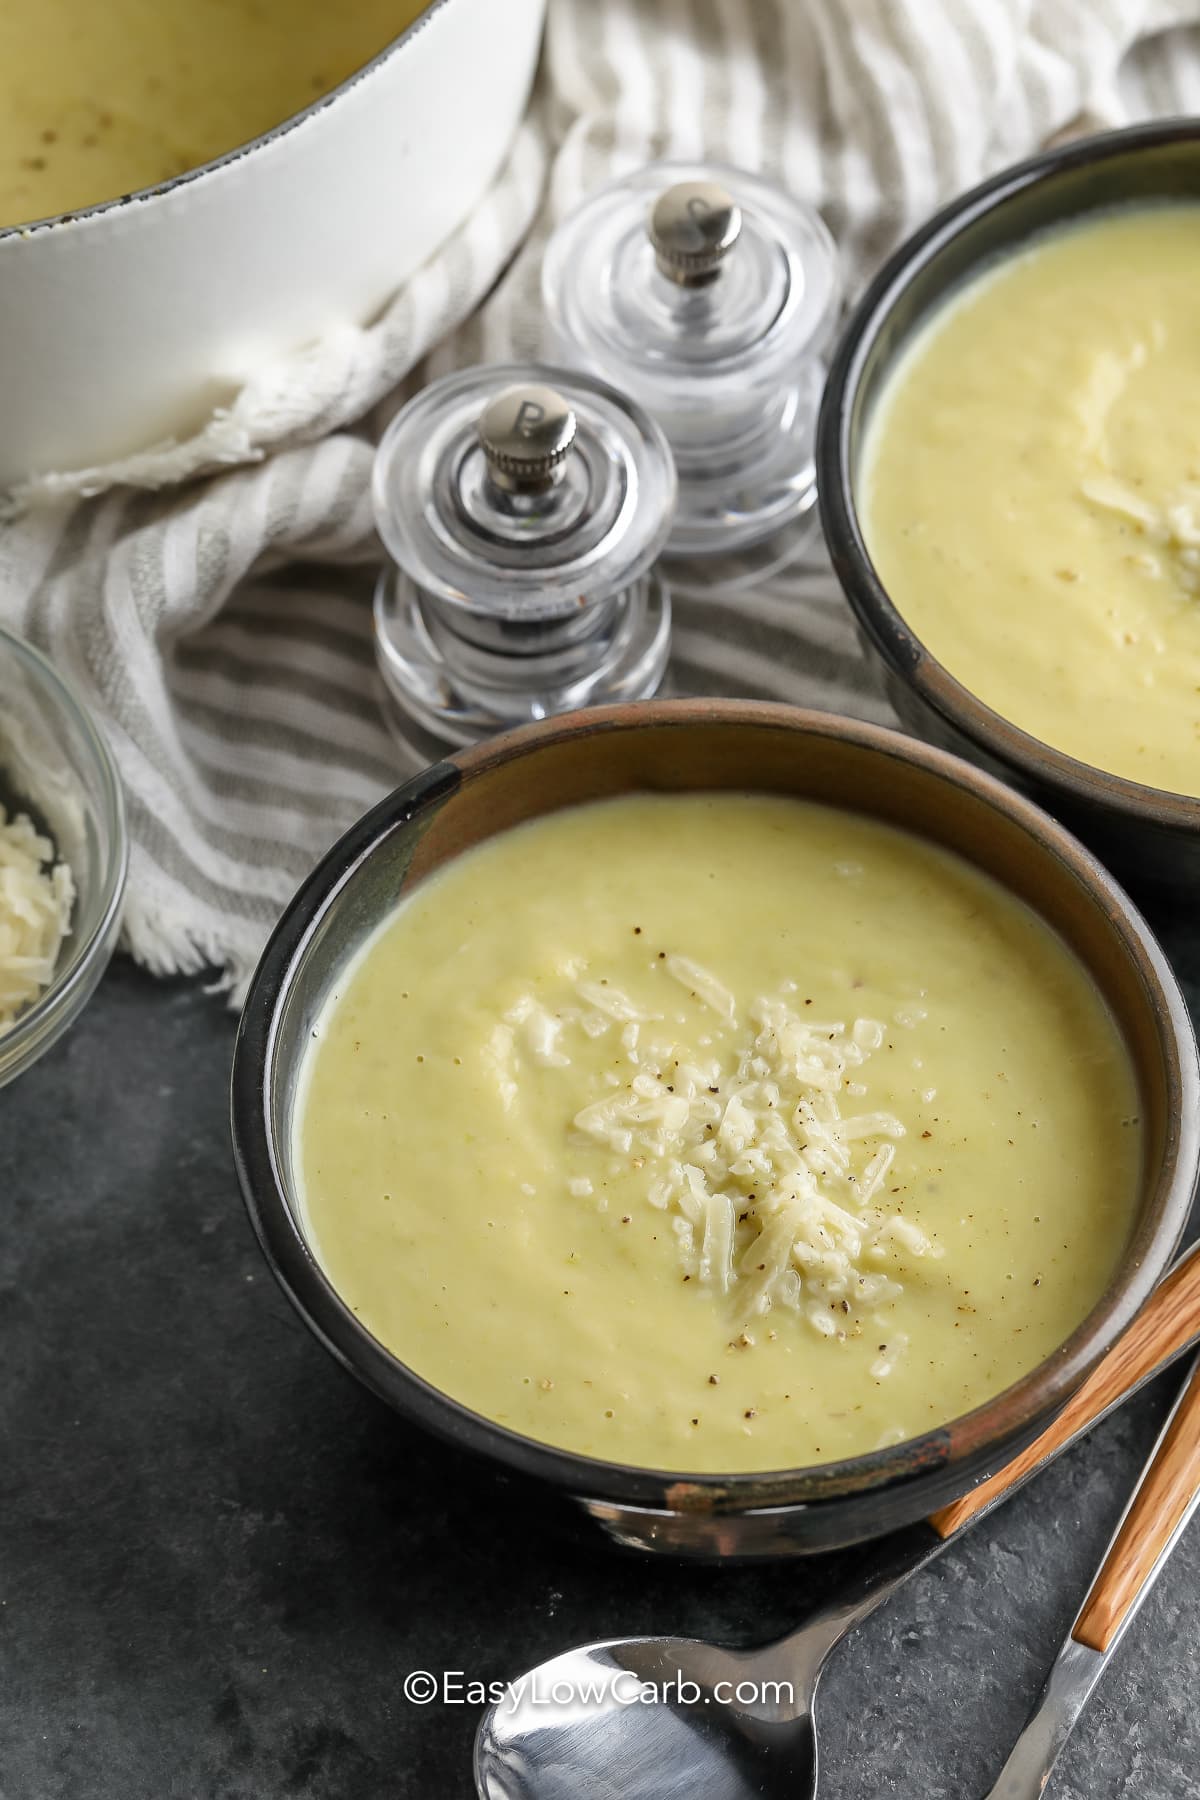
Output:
[[0, 807, 74, 1036], [496, 958, 942, 1363]]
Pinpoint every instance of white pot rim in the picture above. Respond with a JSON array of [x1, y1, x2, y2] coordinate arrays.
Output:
[[0, 0, 450, 244]]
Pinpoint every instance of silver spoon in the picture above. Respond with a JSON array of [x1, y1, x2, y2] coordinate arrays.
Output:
[[475, 1243, 1200, 1800], [474, 1521, 941, 1800]]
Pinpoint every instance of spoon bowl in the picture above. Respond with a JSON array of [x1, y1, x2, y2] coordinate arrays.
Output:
[[474, 1634, 825, 1800], [474, 1519, 942, 1800]]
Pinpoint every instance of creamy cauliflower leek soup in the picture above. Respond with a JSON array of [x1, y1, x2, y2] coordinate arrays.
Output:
[[297, 794, 1140, 1473], [0, 0, 426, 225], [863, 205, 1200, 797]]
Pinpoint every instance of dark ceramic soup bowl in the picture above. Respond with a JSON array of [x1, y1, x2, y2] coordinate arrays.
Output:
[[231, 701, 1198, 1559], [817, 119, 1200, 896]]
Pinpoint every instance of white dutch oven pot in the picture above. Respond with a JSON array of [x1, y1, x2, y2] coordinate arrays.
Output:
[[0, 0, 546, 486]]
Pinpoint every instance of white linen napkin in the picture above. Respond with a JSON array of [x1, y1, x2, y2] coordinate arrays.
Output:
[[2, 0, 1198, 995]]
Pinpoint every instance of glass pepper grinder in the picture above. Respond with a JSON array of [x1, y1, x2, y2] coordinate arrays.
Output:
[[542, 160, 839, 568], [371, 363, 677, 755]]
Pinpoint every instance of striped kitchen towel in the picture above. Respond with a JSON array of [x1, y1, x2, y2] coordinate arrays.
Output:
[[2, 0, 1199, 995]]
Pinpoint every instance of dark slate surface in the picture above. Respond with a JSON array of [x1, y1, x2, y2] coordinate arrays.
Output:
[[2, 897, 1198, 1800]]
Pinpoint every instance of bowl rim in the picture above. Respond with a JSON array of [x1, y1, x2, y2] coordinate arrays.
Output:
[[0, 624, 128, 1064], [817, 115, 1200, 831], [0, 0, 455, 243], [232, 700, 1199, 1511]]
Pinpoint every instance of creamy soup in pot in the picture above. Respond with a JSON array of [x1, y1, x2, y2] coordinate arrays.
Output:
[[0, 0, 426, 226], [862, 205, 1200, 798], [295, 793, 1141, 1473]]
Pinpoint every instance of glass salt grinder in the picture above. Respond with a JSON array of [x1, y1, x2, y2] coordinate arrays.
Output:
[[371, 363, 677, 757], [542, 160, 839, 576]]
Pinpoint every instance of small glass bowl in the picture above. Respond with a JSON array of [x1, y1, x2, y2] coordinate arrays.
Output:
[[0, 626, 127, 1087]]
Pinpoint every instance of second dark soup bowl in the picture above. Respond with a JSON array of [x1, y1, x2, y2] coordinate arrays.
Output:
[[817, 119, 1200, 897], [231, 702, 1198, 1558]]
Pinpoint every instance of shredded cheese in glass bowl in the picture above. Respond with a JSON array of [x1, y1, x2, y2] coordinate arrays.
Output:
[[0, 808, 76, 1035], [0, 627, 126, 1085]]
